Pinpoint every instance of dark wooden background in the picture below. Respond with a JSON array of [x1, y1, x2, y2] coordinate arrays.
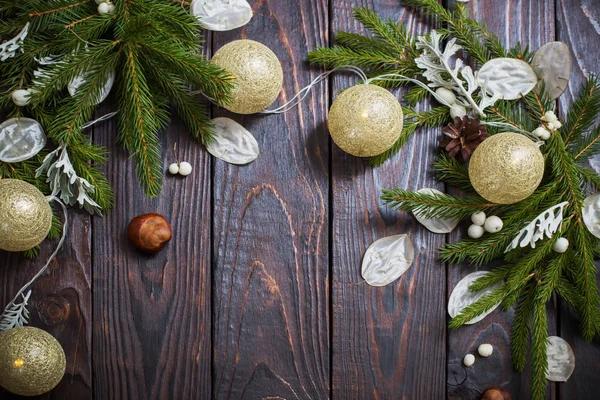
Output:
[[1, 0, 599, 399]]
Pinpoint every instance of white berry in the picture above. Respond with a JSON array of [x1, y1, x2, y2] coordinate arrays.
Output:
[[541, 110, 557, 123], [107, 3, 115, 12], [471, 211, 486, 226], [463, 353, 475, 367], [11, 89, 31, 107], [553, 120, 562, 130], [98, 2, 112, 14], [484, 216, 503, 233], [533, 126, 550, 139], [468, 224, 485, 239], [553, 237, 569, 253], [168, 163, 179, 175], [449, 103, 467, 119], [178, 161, 193, 176], [435, 87, 456, 105], [478, 343, 493, 357]]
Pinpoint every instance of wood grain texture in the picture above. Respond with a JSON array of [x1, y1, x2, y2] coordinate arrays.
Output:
[[91, 100, 213, 399], [445, 1, 557, 399], [211, 1, 330, 399], [0, 213, 92, 400], [330, 2, 446, 399], [556, 1, 600, 399]]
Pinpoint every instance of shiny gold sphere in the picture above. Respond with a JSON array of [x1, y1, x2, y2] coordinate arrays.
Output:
[[0, 179, 52, 252], [469, 132, 544, 204], [0, 327, 66, 396], [211, 39, 283, 114], [328, 84, 404, 157]]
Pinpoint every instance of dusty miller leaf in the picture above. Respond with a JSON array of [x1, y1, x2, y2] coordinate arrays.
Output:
[[0, 291, 32, 332], [505, 201, 569, 252]]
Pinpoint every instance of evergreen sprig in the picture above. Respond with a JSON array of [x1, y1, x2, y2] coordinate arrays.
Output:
[[0, 0, 234, 204]]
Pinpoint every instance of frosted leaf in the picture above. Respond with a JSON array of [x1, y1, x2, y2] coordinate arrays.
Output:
[[68, 70, 115, 105], [582, 194, 600, 238], [448, 271, 503, 325], [477, 58, 538, 100], [206, 117, 259, 164], [546, 336, 575, 382], [0, 23, 29, 61], [191, 0, 253, 31], [531, 42, 571, 101], [505, 201, 569, 252], [414, 188, 460, 233], [0, 118, 46, 163], [361, 234, 415, 287]]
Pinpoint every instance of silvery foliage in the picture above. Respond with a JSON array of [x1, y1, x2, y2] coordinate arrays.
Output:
[[505, 201, 569, 252], [0, 291, 31, 332], [415, 30, 499, 117], [36, 145, 102, 215], [0, 23, 29, 61]]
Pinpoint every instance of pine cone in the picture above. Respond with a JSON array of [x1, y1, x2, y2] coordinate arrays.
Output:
[[440, 117, 489, 162]]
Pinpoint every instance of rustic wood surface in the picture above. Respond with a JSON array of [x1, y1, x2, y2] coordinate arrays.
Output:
[[1, 1, 599, 399]]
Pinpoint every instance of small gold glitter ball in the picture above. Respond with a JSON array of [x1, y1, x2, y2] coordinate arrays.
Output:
[[211, 39, 283, 114], [328, 84, 404, 157], [0, 179, 52, 252], [469, 132, 544, 204], [0, 327, 66, 396]]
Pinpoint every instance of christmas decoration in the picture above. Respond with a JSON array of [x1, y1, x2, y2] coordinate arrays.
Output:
[[552, 237, 569, 253], [11, 89, 32, 107], [361, 234, 415, 286], [205, 117, 260, 164], [505, 202, 569, 252], [545, 336, 575, 382], [471, 211, 486, 226], [191, 0, 253, 31], [531, 41, 571, 101], [178, 162, 193, 177], [168, 163, 180, 175], [0, 179, 52, 252], [478, 344, 493, 357], [463, 353, 475, 367], [0, 118, 46, 163], [0, 1, 234, 208], [440, 116, 489, 162], [468, 224, 484, 239], [469, 133, 544, 204], [447, 271, 503, 325], [484, 216, 503, 233], [211, 40, 282, 114], [128, 213, 172, 254], [0, 327, 66, 396], [328, 84, 404, 157]]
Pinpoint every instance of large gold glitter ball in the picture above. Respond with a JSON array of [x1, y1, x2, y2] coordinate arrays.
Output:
[[211, 39, 283, 114], [328, 84, 404, 157], [0, 327, 66, 396], [0, 179, 52, 252], [469, 132, 544, 204]]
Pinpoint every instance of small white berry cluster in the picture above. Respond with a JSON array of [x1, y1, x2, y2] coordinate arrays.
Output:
[[168, 162, 193, 177], [463, 343, 494, 367], [468, 211, 503, 239], [435, 87, 466, 119], [533, 111, 562, 141], [96, 0, 115, 15]]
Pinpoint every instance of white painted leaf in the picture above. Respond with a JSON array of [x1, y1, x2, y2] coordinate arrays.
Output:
[[206, 117, 259, 165], [0, 118, 46, 163], [531, 41, 571, 101], [477, 58, 538, 100], [191, 0, 252, 31], [414, 188, 460, 233], [448, 271, 503, 325], [546, 336, 575, 382], [361, 234, 415, 287], [68, 70, 115, 105], [505, 201, 569, 252], [583, 194, 600, 238]]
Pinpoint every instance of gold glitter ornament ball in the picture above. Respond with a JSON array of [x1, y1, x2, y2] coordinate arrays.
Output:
[[211, 40, 283, 114], [469, 132, 544, 204], [328, 84, 404, 157], [0, 327, 66, 396], [0, 179, 52, 252]]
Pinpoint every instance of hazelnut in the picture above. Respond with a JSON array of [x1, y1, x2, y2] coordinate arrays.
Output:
[[128, 213, 172, 254], [481, 387, 511, 400]]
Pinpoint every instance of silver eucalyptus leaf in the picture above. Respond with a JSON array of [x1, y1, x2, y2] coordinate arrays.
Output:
[[477, 58, 538, 100], [206, 117, 260, 165], [448, 271, 503, 325], [546, 336, 575, 382], [361, 234, 415, 287], [191, 0, 253, 31], [531, 41, 571, 101], [414, 188, 460, 234]]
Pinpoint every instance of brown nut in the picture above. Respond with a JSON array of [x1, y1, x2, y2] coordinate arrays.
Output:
[[481, 387, 511, 400], [128, 213, 172, 254]]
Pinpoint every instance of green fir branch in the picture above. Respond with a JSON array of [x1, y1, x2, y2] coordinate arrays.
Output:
[[511, 282, 535, 371], [433, 152, 473, 192]]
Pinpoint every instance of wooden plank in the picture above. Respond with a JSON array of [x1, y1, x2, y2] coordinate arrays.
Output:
[[91, 102, 213, 397], [0, 214, 92, 399], [330, 2, 446, 399], [445, 1, 556, 399], [556, 1, 600, 399], [210, 1, 330, 398]]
